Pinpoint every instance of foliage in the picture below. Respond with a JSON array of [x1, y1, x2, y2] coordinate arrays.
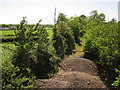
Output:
[[2, 17, 60, 89], [2, 10, 120, 88], [84, 22, 119, 67], [112, 68, 120, 87], [83, 12, 120, 87], [53, 13, 75, 58], [59, 21, 75, 56], [46, 28, 53, 39], [13, 17, 60, 79], [53, 24, 67, 59], [89, 10, 105, 22], [68, 17, 81, 44], [68, 16, 87, 45], [2, 48, 34, 89], [31, 23, 60, 78]]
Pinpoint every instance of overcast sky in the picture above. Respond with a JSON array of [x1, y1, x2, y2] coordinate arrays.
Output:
[[0, 0, 119, 24]]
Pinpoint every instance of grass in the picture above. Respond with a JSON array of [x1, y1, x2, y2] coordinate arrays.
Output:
[[0, 42, 15, 61], [1, 36, 15, 39], [0, 28, 53, 36], [69, 45, 84, 57], [0, 42, 16, 52], [0, 42, 15, 48], [0, 28, 53, 39], [46, 28, 53, 39], [1, 28, 53, 53], [0, 30, 15, 36], [0, 28, 53, 61]]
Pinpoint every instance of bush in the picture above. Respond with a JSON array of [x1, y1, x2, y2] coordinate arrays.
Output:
[[2, 49, 34, 89], [68, 17, 81, 44], [112, 68, 120, 87], [53, 13, 75, 58], [53, 24, 67, 59], [13, 17, 60, 79], [83, 21, 120, 87], [2, 17, 60, 89], [31, 25, 60, 78]]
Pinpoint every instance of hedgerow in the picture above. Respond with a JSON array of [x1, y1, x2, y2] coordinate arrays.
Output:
[[83, 19, 120, 87], [2, 17, 60, 89]]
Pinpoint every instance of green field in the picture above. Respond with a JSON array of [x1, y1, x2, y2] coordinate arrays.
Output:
[[0, 28, 53, 36], [1, 28, 53, 62], [0, 28, 53, 50], [0, 30, 15, 36], [0, 28, 53, 39]]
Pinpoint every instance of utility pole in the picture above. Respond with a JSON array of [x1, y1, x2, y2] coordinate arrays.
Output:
[[54, 8, 56, 25]]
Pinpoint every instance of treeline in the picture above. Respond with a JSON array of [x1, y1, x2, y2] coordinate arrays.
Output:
[[2, 10, 120, 89]]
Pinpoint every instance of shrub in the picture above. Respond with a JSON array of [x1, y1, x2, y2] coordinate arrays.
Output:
[[13, 17, 60, 79], [53, 13, 75, 58], [2, 17, 60, 89], [83, 21, 120, 87], [112, 68, 120, 87], [68, 17, 81, 44], [52, 24, 67, 59], [2, 48, 34, 89]]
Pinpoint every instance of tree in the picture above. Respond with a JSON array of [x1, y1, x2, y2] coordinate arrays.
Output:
[[99, 13, 106, 21], [53, 13, 75, 58], [13, 17, 60, 79], [80, 14, 87, 20], [83, 19, 120, 87], [87, 10, 106, 30], [53, 24, 67, 59], [32, 24, 60, 78], [68, 17, 81, 44], [57, 13, 68, 23], [89, 10, 99, 20]]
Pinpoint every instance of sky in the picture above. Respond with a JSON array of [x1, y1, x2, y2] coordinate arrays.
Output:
[[118, 1, 120, 21], [0, 0, 119, 24]]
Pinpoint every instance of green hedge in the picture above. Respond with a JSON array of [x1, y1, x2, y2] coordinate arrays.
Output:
[[83, 22, 120, 87]]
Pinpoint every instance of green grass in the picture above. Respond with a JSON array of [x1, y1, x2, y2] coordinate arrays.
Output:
[[0, 30, 15, 36], [1, 36, 15, 39], [1, 28, 53, 50], [0, 42, 16, 50], [0, 28, 53, 39], [0, 42, 15, 60], [46, 28, 53, 39]]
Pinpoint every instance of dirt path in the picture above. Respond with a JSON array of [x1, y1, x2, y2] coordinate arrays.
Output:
[[34, 46, 107, 88]]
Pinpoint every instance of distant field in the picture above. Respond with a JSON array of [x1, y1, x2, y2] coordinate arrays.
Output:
[[1, 28, 53, 55], [0, 28, 53, 40], [0, 30, 15, 36], [0, 28, 53, 36]]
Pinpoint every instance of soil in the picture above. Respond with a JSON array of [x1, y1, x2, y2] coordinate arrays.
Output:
[[34, 79, 71, 88], [60, 57, 97, 75], [34, 46, 107, 88], [52, 71, 106, 88]]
